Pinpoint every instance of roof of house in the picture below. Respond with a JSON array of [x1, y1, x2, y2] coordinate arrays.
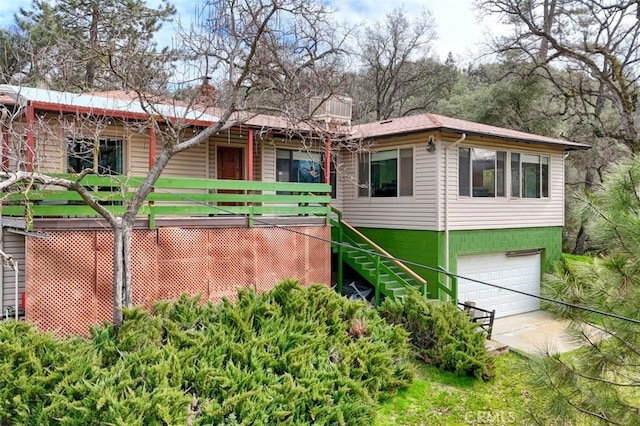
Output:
[[351, 113, 590, 150], [0, 85, 219, 124], [0, 85, 590, 150]]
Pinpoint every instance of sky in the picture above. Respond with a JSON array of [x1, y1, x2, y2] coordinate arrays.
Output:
[[332, 0, 500, 62], [0, 0, 503, 64]]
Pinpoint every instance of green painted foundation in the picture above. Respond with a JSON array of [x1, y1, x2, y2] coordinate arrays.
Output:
[[356, 226, 562, 300], [356, 228, 444, 298]]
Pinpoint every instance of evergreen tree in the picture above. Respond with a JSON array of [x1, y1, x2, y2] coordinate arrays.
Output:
[[535, 155, 640, 425], [15, 0, 176, 91]]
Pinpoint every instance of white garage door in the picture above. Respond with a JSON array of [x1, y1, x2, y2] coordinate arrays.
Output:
[[457, 252, 540, 318]]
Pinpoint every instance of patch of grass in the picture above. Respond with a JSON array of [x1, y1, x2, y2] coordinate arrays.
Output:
[[561, 253, 594, 264], [376, 354, 580, 425]]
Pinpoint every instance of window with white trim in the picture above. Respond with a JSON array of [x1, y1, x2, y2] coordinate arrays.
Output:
[[511, 153, 549, 198], [358, 148, 413, 197], [459, 147, 549, 198], [458, 147, 506, 197]]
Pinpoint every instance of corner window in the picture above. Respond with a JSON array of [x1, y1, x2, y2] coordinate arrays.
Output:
[[512, 154, 549, 198], [458, 147, 506, 197], [67, 138, 123, 175], [358, 148, 413, 197]]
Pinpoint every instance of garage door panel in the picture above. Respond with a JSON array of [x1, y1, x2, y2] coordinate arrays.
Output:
[[457, 252, 540, 318]]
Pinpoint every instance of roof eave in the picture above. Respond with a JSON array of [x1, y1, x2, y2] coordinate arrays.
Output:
[[435, 127, 591, 151], [353, 125, 590, 151]]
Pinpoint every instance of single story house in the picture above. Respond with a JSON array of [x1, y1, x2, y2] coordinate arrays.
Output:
[[0, 84, 588, 334], [338, 114, 588, 317]]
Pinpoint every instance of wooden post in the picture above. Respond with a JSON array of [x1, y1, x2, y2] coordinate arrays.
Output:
[[247, 129, 254, 181], [324, 137, 331, 184]]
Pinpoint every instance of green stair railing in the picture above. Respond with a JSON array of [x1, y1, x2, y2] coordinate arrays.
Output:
[[330, 206, 427, 305]]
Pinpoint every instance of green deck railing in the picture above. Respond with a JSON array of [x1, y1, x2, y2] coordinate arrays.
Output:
[[1, 174, 332, 229]]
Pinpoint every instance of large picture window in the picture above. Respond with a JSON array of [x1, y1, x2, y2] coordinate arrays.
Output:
[[66, 138, 123, 205], [358, 148, 413, 197], [276, 149, 336, 197], [458, 147, 506, 197], [67, 138, 123, 175], [461, 147, 549, 199]]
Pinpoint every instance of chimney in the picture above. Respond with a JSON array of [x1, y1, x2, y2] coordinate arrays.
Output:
[[197, 76, 217, 107]]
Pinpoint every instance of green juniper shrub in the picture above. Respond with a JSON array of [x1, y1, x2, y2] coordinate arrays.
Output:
[[0, 279, 414, 425], [379, 289, 495, 380], [0, 320, 78, 424]]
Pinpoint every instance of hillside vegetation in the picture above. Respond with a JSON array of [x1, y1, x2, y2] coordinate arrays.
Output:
[[0, 280, 414, 425]]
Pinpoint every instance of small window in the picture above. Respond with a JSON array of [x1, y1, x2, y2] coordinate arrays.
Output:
[[541, 156, 549, 197], [459, 147, 471, 196], [510, 153, 549, 198], [496, 151, 506, 197], [358, 148, 413, 197], [371, 150, 397, 197], [67, 138, 123, 205], [458, 147, 506, 197], [67, 138, 123, 175], [399, 148, 413, 196], [277, 149, 322, 184], [357, 152, 369, 197], [276, 149, 335, 197], [511, 153, 520, 197]]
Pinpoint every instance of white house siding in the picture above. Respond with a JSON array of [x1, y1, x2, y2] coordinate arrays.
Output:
[[1, 229, 26, 316], [439, 133, 566, 231], [339, 133, 437, 230], [35, 121, 65, 174], [128, 131, 150, 176], [261, 142, 276, 182], [207, 138, 216, 179], [155, 140, 207, 179], [252, 139, 262, 181]]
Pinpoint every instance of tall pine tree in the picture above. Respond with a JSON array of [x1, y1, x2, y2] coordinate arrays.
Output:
[[15, 0, 176, 91], [535, 155, 640, 424]]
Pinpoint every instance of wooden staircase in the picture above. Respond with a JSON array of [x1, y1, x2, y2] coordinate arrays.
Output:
[[330, 206, 427, 305]]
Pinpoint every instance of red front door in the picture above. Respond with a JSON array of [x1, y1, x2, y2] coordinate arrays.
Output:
[[217, 147, 243, 180], [217, 147, 244, 206]]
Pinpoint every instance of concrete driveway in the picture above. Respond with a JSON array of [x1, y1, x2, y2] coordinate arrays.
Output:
[[490, 310, 601, 355]]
